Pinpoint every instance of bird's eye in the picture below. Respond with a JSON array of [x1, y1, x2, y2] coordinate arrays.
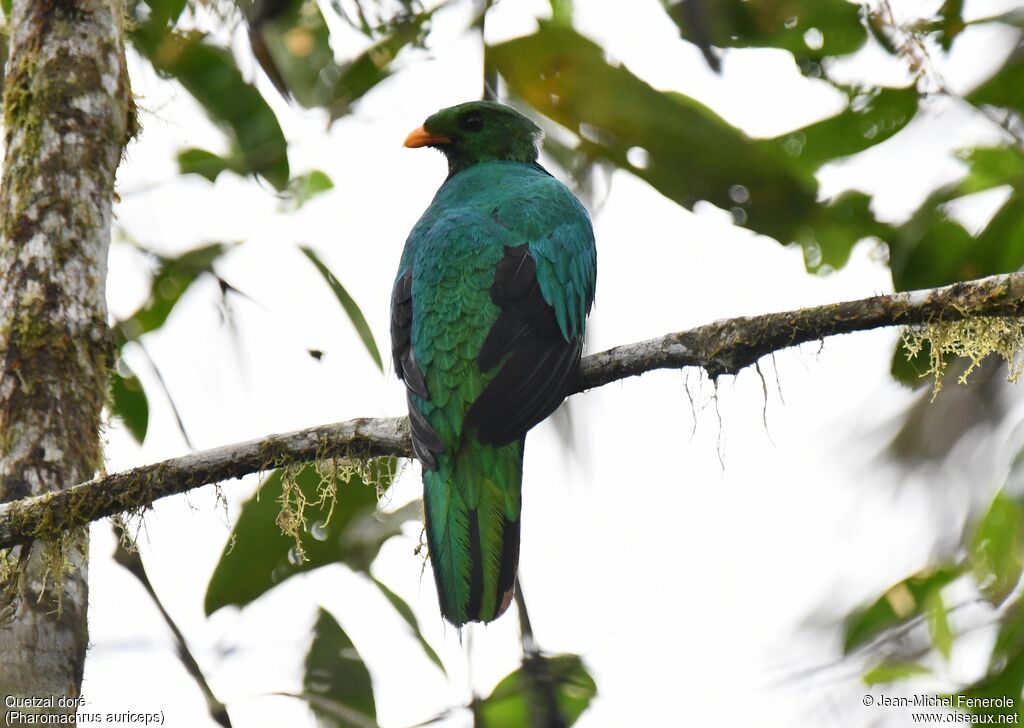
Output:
[[458, 112, 484, 132]]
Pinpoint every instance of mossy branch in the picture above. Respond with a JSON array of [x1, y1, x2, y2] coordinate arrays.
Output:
[[1, 270, 1023, 549]]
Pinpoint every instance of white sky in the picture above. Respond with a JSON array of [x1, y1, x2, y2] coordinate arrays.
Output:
[[76, 0, 1024, 726]]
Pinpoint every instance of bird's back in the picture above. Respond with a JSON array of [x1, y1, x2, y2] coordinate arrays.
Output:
[[392, 158, 596, 625], [399, 161, 593, 445]]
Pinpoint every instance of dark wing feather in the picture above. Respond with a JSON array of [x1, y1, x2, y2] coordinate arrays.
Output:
[[391, 270, 442, 470], [465, 244, 583, 446], [390, 271, 413, 373]]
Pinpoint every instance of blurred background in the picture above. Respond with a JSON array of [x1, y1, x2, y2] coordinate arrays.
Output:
[[49, 0, 1024, 725]]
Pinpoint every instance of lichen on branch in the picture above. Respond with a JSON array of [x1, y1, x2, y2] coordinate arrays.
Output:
[[903, 316, 1024, 398]]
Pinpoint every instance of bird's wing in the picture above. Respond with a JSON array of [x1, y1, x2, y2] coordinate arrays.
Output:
[[391, 269, 444, 470], [465, 209, 596, 446]]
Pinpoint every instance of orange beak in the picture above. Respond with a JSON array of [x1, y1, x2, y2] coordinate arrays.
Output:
[[403, 125, 451, 148]]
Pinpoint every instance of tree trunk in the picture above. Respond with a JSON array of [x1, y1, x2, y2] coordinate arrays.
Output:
[[0, 0, 133, 719]]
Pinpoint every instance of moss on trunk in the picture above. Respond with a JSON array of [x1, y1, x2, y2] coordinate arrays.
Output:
[[0, 0, 133, 713]]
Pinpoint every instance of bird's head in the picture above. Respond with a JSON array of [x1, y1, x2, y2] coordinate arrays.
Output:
[[404, 101, 542, 176]]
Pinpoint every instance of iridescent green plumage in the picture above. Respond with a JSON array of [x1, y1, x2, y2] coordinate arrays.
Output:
[[392, 102, 596, 625]]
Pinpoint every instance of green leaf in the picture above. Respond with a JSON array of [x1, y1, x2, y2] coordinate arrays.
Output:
[[250, 0, 430, 117], [767, 86, 919, 175], [891, 338, 932, 388], [975, 193, 1024, 274], [796, 190, 894, 272], [110, 366, 149, 444], [325, 17, 429, 122], [843, 565, 962, 654], [890, 189, 1024, 294], [960, 599, 1024, 717], [303, 608, 377, 728], [282, 170, 335, 211], [176, 148, 244, 183], [661, 0, 867, 64], [885, 144, 1024, 225], [489, 23, 818, 244], [864, 8, 900, 56], [971, 454, 1024, 606], [968, 53, 1024, 118], [971, 8, 1024, 30], [204, 460, 408, 614], [476, 654, 597, 728], [863, 661, 930, 685], [490, 22, 906, 272], [251, 0, 337, 105], [890, 212, 976, 292], [0, 0, 10, 17], [925, 591, 953, 661], [141, 0, 188, 28], [549, 0, 573, 25], [370, 578, 446, 676], [956, 145, 1024, 196], [885, 148, 1024, 376], [116, 242, 233, 343], [300, 246, 384, 372], [934, 0, 966, 50], [132, 26, 290, 189]]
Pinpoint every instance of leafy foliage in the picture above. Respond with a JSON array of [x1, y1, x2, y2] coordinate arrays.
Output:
[[115, 243, 234, 343], [283, 171, 336, 211], [849, 449, 1024, 721], [662, 0, 867, 69], [961, 600, 1024, 721], [971, 486, 1024, 607], [300, 246, 385, 372], [303, 608, 377, 728], [970, 52, 1024, 117], [771, 86, 918, 176], [132, 25, 291, 189], [204, 460, 405, 613], [489, 22, 817, 243], [863, 661, 930, 685], [843, 565, 962, 655], [176, 147, 245, 184], [110, 367, 149, 444], [249, 0, 432, 119], [475, 654, 597, 727], [488, 22, 919, 270], [321, 16, 434, 123], [107, 241, 235, 443], [371, 577, 446, 675]]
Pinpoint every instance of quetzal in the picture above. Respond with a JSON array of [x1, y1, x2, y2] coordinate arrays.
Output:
[[391, 101, 597, 626]]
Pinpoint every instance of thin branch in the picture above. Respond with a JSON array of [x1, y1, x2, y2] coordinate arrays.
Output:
[[1, 271, 1023, 549], [514, 582, 568, 728], [577, 270, 1024, 386], [111, 522, 232, 727], [134, 340, 196, 450]]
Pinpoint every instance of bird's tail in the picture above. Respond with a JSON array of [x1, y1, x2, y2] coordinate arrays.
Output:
[[422, 439, 523, 626]]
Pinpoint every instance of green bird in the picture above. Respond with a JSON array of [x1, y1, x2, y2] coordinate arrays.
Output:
[[391, 101, 597, 626]]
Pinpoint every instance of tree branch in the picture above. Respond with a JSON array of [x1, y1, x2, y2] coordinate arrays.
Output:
[[1, 271, 1022, 549]]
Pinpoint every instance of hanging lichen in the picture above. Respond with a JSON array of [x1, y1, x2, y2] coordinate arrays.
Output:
[[902, 316, 1024, 399], [276, 464, 313, 562], [272, 454, 397, 565], [0, 545, 30, 625], [35, 528, 87, 615]]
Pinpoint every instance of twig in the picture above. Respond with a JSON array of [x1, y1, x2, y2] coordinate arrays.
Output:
[[514, 582, 567, 728], [111, 522, 232, 727]]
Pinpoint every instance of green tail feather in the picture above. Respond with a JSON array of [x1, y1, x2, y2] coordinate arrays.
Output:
[[423, 438, 523, 626]]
